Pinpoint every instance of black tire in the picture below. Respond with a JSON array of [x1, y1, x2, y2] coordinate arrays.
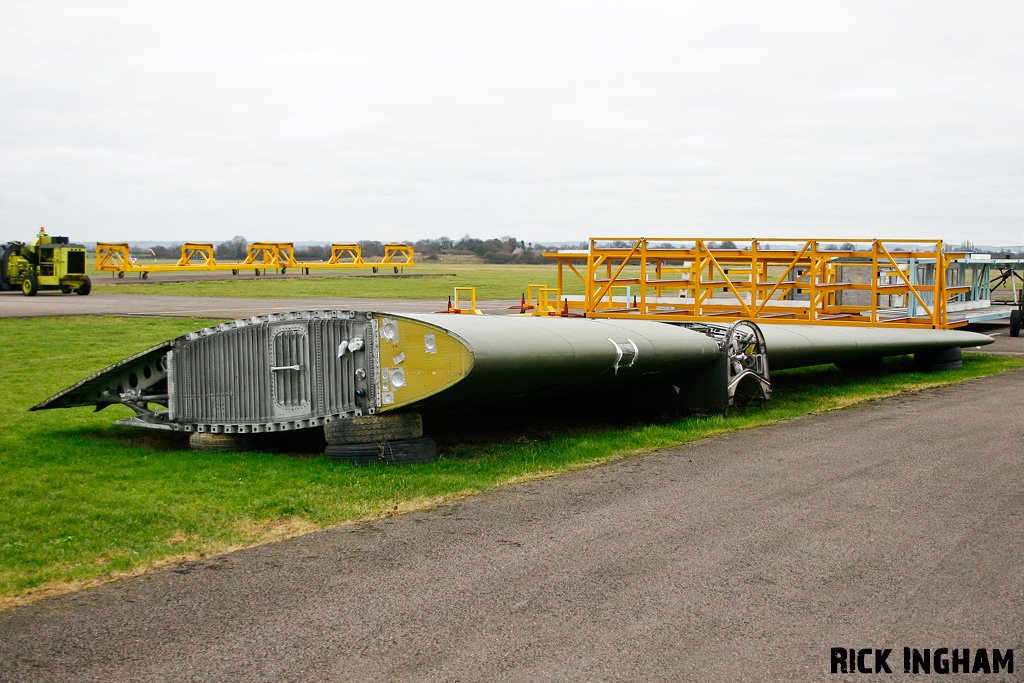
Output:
[[281, 267, 286, 274], [325, 437, 437, 465], [189, 432, 255, 452], [1010, 309, 1021, 338], [324, 412, 423, 445], [372, 267, 378, 273], [118, 271, 125, 278], [0, 243, 15, 289], [76, 276, 91, 296], [914, 346, 962, 372], [255, 268, 261, 276], [141, 271, 148, 280], [22, 274, 38, 296], [232, 268, 239, 275]]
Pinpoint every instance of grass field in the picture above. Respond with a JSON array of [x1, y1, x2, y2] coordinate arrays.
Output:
[[90, 264, 566, 300], [1, 315, 1021, 610]]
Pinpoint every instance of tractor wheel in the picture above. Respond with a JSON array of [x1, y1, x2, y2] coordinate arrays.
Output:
[[141, 272, 148, 280], [281, 267, 287, 274], [324, 412, 423, 445], [22, 274, 38, 296], [76, 276, 92, 296], [372, 267, 378, 273], [325, 437, 436, 465], [189, 432, 255, 452], [118, 271, 125, 279], [255, 268, 261, 276], [232, 269, 239, 275], [1011, 309, 1021, 338]]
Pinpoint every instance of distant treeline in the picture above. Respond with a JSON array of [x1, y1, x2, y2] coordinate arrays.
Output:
[[139, 235, 550, 264], [133, 237, 1024, 262]]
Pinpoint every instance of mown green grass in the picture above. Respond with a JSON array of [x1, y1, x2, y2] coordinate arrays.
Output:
[[90, 264, 567, 300], [1, 315, 1020, 608]]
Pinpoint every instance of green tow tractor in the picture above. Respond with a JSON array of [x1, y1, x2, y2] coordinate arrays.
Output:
[[0, 228, 91, 296]]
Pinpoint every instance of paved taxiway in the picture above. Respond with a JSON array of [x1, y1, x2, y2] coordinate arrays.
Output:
[[0, 292, 521, 318]]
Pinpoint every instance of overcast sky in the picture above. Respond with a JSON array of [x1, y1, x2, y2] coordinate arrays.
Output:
[[2, 0, 1022, 246]]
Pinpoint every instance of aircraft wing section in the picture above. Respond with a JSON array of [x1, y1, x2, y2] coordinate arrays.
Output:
[[27, 311, 997, 435], [759, 325, 993, 370]]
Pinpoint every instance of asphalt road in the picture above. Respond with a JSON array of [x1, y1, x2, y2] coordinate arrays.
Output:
[[959, 322, 1024, 356], [2, 369, 1022, 682], [0, 292, 522, 318]]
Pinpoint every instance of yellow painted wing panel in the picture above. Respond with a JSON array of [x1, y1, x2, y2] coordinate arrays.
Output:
[[374, 315, 474, 411]]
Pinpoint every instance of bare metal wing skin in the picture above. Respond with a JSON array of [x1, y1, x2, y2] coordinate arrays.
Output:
[[31, 310, 993, 433]]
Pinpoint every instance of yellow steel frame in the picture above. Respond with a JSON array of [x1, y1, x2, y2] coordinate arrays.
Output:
[[176, 243, 218, 267], [438, 286, 483, 314], [537, 238, 970, 329], [529, 284, 561, 314], [382, 243, 415, 265], [243, 242, 297, 267], [95, 243, 136, 271], [96, 241, 415, 275], [453, 287, 481, 314], [329, 244, 363, 264]]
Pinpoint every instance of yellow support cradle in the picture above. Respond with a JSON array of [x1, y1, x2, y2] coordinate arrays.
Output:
[[536, 238, 972, 329], [96, 241, 415, 278]]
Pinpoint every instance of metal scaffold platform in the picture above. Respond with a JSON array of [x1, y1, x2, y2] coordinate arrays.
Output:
[[525, 238, 1022, 330], [95, 242, 415, 279]]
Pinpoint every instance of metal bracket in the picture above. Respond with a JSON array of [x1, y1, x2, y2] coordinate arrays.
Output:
[[681, 319, 772, 405]]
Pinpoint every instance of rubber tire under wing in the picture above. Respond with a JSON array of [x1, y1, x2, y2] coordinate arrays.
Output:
[[325, 437, 437, 465], [324, 412, 423, 445]]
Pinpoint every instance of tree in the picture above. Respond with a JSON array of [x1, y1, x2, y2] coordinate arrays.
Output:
[[150, 244, 180, 259], [294, 245, 329, 261], [357, 240, 384, 257], [413, 239, 438, 256], [215, 235, 248, 261]]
